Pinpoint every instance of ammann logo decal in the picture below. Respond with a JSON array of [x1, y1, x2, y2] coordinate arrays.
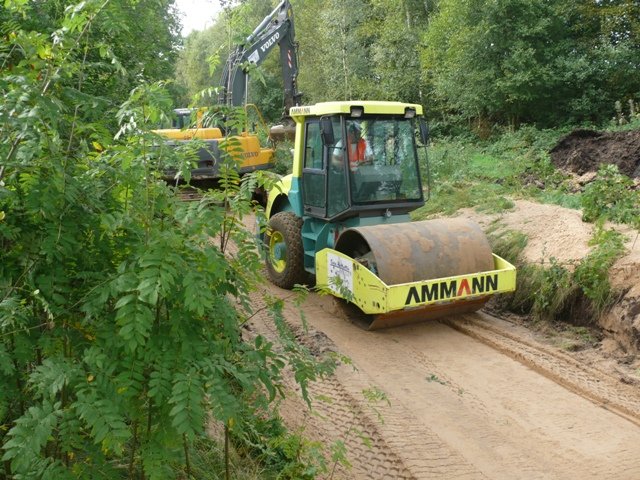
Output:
[[404, 274, 498, 306], [290, 106, 311, 115]]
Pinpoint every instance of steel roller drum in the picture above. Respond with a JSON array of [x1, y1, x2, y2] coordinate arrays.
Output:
[[335, 218, 495, 329]]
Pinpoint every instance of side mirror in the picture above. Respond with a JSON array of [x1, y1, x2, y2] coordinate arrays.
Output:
[[419, 118, 429, 145], [320, 117, 335, 145]]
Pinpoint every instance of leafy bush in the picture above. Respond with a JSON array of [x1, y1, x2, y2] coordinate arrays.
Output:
[[573, 226, 626, 312], [0, 4, 333, 479], [488, 225, 625, 324], [532, 259, 575, 321], [581, 164, 639, 228], [272, 141, 295, 175]]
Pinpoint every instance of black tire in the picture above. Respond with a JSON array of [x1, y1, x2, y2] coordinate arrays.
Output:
[[265, 212, 307, 289]]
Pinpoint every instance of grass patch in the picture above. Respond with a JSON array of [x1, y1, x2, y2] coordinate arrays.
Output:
[[181, 415, 329, 480], [475, 195, 515, 214], [534, 189, 582, 210], [420, 127, 578, 219], [415, 180, 513, 218], [467, 153, 521, 180]]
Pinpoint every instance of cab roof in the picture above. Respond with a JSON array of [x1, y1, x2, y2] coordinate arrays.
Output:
[[289, 101, 423, 122]]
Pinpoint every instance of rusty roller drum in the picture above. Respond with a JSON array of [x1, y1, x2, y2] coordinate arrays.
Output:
[[335, 218, 495, 329]]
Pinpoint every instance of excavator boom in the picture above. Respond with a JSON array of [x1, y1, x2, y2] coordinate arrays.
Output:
[[219, 0, 301, 116]]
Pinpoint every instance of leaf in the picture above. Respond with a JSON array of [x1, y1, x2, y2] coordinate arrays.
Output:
[[74, 393, 131, 455], [0, 342, 15, 375], [168, 372, 206, 439], [115, 299, 154, 351], [2, 401, 60, 472], [29, 357, 81, 401]]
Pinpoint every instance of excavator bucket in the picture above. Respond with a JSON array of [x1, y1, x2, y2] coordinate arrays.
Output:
[[315, 218, 516, 330]]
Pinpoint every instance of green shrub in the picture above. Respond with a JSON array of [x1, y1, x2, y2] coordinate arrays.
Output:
[[581, 164, 639, 227], [272, 141, 295, 175], [488, 225, 625, 324], [0, 6, 334, 478], [532, 258, 575, 321], [573, 226, 626, 313], [487, 229, 537, 314]]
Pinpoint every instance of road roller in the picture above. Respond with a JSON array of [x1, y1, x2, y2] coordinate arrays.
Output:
[[262, 101, 516, 329]]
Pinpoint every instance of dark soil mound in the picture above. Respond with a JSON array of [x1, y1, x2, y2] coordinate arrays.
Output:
[[550, 129, 640, 177]]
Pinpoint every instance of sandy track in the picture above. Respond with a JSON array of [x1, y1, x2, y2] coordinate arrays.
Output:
[[248, 287, 640, 480]]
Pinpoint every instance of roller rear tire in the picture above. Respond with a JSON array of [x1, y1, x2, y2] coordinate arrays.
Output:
[[265, 212, 307, 289]]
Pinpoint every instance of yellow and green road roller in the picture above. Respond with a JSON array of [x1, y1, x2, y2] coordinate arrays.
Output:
[[263, 101, 516, 329]]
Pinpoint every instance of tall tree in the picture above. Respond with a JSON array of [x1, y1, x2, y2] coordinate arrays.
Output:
[[422, 0, 640, 128], [364, 0, 431, 103], [175, 25, 228, 106]]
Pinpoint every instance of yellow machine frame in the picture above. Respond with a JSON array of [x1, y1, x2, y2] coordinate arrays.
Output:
[[316, 249, 516, 315]]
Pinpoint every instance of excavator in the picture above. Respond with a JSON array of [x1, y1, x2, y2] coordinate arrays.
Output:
[[262, 101, 517, 330], [155, 0, 301, 185]]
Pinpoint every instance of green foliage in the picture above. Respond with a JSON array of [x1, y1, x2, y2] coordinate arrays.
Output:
[[487, 229, 540, 314], [487, 228, 528, 265], [0, 4, 335, 478], [411, 125, 603, 222], [174, 0, 431, 119], [262, 426, 327, 479], [573, 226, 626, 311], [175, 26, 227, 107], [489, 225, 626, 323], [272, 141, 295, 175], [173, 0, 639, 130], [581, 164, 640, 228], [421, 0, 640, 128], [413, 129, 545, 219], [532, 259, 574, 322]]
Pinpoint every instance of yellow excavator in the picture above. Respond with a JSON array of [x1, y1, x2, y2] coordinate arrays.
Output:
[[154, 0, 301, 185], [154, 105, 275, 185], [262, 101, 516, 330]]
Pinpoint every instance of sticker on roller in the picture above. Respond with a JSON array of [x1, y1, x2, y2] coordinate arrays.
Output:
[[327, 253, 353, 295]]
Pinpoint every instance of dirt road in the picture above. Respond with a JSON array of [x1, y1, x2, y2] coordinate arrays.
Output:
[[247, 287, 640, 479]]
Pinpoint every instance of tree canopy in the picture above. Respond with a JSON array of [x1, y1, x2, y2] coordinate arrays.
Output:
[[175, 0, 639, 130]]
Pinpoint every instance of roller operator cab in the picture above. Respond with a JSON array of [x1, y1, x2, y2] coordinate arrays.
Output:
[[264, 101, 516, 330]]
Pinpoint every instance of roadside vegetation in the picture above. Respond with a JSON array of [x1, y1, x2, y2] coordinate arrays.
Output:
[[488, 224, 627, 327], [415, 117, 640, 223], [0, 3, 338, 479]]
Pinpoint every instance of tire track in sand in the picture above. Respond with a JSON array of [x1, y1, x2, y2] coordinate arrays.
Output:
[[246, 291, 485, 479], [445, 311, 640, 427]]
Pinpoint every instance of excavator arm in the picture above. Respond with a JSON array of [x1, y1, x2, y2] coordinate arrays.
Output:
[[219, 0, 302, 116]]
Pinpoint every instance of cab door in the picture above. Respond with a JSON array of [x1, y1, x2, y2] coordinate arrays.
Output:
[[301, 116, 350, 219]]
